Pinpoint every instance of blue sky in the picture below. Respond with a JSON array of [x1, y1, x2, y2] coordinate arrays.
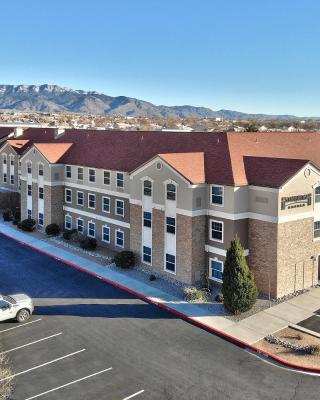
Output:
[[0, 0, 319, 116]]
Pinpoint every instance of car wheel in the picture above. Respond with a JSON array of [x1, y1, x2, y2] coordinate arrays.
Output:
[[16, 309, 30, 323]]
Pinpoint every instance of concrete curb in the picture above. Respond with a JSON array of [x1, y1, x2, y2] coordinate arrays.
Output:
[[2, 229, 320, 374]]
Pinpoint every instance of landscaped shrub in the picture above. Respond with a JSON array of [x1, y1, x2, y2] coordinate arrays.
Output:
[[17, 221, 22, 229], [114, 251, 135, 268], [222, 235, 258, 314], [183, 286, 209, 302], [215, 293, 224, 303], [63, 229, 77, 241], [12, 209, 21, 225], [149, 274, 157, 281], [80, 237, 97, 251], [21, 219, 36, 232], [2, 209, 13, 222], [45, 223, 61, 236]]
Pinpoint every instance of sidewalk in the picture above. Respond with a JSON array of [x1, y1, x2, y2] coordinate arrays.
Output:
[[0, 221, 319, 348]]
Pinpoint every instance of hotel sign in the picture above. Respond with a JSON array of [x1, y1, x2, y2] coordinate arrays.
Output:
[[281, 194, 312, 210]]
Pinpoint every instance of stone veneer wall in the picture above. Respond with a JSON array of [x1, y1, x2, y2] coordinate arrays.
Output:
[[44, 185, 64, 227], [20, 180, 27, 220], [151, 208, 165, 274], [129, 204, 142, 263], [0, 191, 20, 211]]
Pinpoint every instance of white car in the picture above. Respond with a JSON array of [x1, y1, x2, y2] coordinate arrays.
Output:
[[0, 294, 34, 323]]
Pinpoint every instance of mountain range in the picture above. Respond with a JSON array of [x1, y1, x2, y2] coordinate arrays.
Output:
[[0, 84, 305, 120]]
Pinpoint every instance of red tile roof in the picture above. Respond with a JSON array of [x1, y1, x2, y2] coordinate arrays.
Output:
[[159, 152, 205, 184], [243, 156, 309, 188], [7, 139, 30, 154], [34, 143, 73, 164]]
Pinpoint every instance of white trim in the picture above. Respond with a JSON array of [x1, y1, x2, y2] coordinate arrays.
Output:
[[65, 188, 72, 204], [164, 253, 176, 275], [88, 168, 96, 183], [115, 199, 124, 217], [278, 211, 314, 223], [116, 171, 124, 189], [87, 193, 96, 210], [64, 182, 130, 199], [102, 196, 111, 213], [76, 191, 84, 207], [249, 185, 279, 193], [103, 170, 111, 186], [38, 162, 44, 177], [76, 217, 84, 233], [140, 175, 154, 183], [209, 258, 224, 283], [205, 245, 249, 257], [209, 219, 224, 243], [87, 220, 96, 238], [115, 229, 124, 248], [142, 244, 152, 265], [77, 166, 84, 181], [101, 225, 110, 243], [210, 184, 224, 207], [64, 214, 72, 230], [153, 203, 165, 211], [130, 199, 142, 206], [63, 206, 130, 229], [176, 208, 207, 217], [65, 165, 72, 179]]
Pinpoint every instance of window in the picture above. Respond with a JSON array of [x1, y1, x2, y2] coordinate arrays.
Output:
[[116, 200, 124, 216], [117, 172, 124, 188], [0, 300, 10, 311], [2, 173, 6, 183], [27, 184, 32, 197], [65, 165, 72, 178], [38, 164, 44, 176], [104, 171, 110, 185], [2, 155, 6, 165], [165, 253, 175, 273], [27, 209, 32, 219], [210, 259, 223, 282], [315, 187, 320, 203], [10, 156, 14, 166], [77, 191, 84, 206], [88, 221, 95, 238], [116, 230, 124, 247], [65, 215, 72, 230], [210, 220, 223, 242], [166, 183, 176, 201], [77, 218, 84, 234], [27, 161, 32, 174], [10, 175, 14, 185], [102, 225, 110, 243], [65, 189, 72, 203], [143, 246, 152, 264], [38, 213, 44, 226], [38, 187, 44, 199], [166, 217, 176, 234], [77, 167, 83, 180], [88, 193, 96, 209], [314, 221, 320, 239], [88, 169, 95, 183], [144, 180, 152, 196], [143, 211, 152, 228], [211, 185, 223, 205], [102, 197, 110, 213]]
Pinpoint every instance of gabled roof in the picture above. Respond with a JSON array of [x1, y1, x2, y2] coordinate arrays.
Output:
[[159, 152, 205, 184], [34, 143, 73, 164], [7, 139, 30, 154], [0, 127, 13, 141], [243, 156, 310, 188]]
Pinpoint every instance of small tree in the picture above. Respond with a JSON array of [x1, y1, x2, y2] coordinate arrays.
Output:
[[222, 236, 258, 314]]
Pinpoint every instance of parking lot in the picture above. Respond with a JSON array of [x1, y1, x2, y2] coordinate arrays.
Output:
[[298, 309, 320, 335], [1, 234, 320, 400]]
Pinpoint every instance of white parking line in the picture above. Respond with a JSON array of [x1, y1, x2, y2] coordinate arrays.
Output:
[[0, 332, 62, 354], [0, 349, 86, 382], [0, 319, 42, 333], [23, 367, 113, 400], [122, 390, 145, 400]]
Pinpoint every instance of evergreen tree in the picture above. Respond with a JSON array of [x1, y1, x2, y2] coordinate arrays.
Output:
[[222, 235, 258, 314]]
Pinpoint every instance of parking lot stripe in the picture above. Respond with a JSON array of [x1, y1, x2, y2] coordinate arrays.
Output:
[[0, 319, 42, 334], [122, 390, 145, 400], [0, 349, 86, 382], [0, 332, 63, 354], [23, 367, 113, 400]]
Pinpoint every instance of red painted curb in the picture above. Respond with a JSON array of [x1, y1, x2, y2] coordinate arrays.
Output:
[[1, 230, 320, 374]]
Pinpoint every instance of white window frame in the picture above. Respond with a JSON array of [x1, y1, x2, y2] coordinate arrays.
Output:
[[115, 229, 124, 248], [2, 173, 6, 183], [65, 188, 72, 204], [88, 193, 96, 210], [115, 199, 124, 217], [27, 209, 32, 219], [10, 174, 14, 185], [211, 184, 224, 207], [116, 172, 124, 188], [166, 216, 176, 235], [209, 258, 224, 283], [27, 160, 32, 175], [102, 225, 110, 243], [166, 182, 177, 201], [38, 187, 44, 199], [2, 154, 7, 165], [38, 212, 44, 226], [143, 211, 152, 228], [9, 154, 14, 166], [314, 221, 320, 240], [38, 163, 44, 177], [210, 219, 224, 243], [27, 184, 32, 197], [65, 165, 72, 179], [142, 245, 152, 265], [65, 214, 72, 230], [77, 191, 84, 206], [165, 253, 176, 274], [143, 180, 152, 197], [77, 167, 84, 181], [88, 168, 96, 183], [103, 170, 111, 186], [77, 217, 84, 234], [315, 186, 320, 204], [88, 220, 95, 238], [102, 196, 111, 213]]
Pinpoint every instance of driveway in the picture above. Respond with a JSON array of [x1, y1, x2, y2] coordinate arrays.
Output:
[[0, 234, 319, 400]]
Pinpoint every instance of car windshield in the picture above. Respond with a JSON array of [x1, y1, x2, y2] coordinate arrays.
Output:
[[3, 295, 17, 305]]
